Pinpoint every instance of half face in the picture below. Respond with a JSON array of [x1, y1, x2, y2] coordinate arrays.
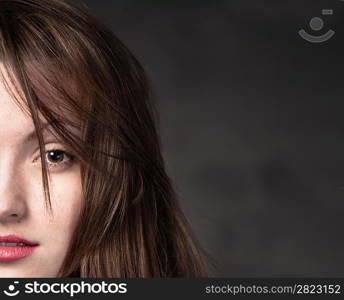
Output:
[[0, 63, 83, 277]]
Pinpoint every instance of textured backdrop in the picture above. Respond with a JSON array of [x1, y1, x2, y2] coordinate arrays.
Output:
[[76, 0, 344, 276]]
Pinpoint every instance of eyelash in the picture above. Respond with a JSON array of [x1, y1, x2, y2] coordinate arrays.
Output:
[[34, 148, 76, 170]]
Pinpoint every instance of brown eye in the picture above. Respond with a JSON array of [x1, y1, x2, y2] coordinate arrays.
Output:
[[46, 150, 65, 163], [33, 148, 75, 170], [44, 149, 75, 169]]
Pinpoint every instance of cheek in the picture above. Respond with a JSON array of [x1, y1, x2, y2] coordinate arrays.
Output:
[[49, 171, 83, 235], [19, 166, 83, 276], [32, 167, 83, 247]]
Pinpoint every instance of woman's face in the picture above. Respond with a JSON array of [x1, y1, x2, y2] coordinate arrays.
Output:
[[0, 67, 82, 277]]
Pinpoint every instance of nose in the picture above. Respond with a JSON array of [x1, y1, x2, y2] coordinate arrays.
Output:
[[0, 161, 27, 223]]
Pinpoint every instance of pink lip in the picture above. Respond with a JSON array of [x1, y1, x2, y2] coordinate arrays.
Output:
[[0, 235, 39, 262]]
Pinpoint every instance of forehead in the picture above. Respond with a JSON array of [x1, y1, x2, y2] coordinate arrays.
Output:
[[0, 66, 31, 127], [0, 60, 81, 116], [0, 63, 80, 140]]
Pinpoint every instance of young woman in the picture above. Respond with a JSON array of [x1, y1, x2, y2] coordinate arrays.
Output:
[[0, 0, 215, 277]]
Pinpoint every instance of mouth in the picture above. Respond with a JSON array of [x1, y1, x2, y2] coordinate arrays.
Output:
[[0, 235, 39, 262]]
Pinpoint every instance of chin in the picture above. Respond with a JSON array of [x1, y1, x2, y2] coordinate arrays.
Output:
[[0, 270, 36, 277], [0, 267, 57, 278]]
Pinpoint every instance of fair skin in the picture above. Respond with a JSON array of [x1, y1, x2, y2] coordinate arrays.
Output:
[[0, 65, 82, 277]]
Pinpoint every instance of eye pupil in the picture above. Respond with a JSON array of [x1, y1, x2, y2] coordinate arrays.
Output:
[[48, 150, 64, 163]]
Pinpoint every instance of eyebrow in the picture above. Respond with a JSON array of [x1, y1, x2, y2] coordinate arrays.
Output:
[[26, 123, 52, 142], [26, 122, 80, 143]]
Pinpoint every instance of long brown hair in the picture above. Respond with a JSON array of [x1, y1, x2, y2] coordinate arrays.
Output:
[[0, 0, 218, 277]]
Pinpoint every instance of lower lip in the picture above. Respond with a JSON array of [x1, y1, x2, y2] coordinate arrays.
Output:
[[0, 246, 38, 261]]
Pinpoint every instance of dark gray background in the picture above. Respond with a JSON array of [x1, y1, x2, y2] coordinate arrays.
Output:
[[76, 0, 344, 276]]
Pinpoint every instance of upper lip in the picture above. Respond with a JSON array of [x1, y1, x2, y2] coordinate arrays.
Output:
[[0, 235, 39, 246]]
